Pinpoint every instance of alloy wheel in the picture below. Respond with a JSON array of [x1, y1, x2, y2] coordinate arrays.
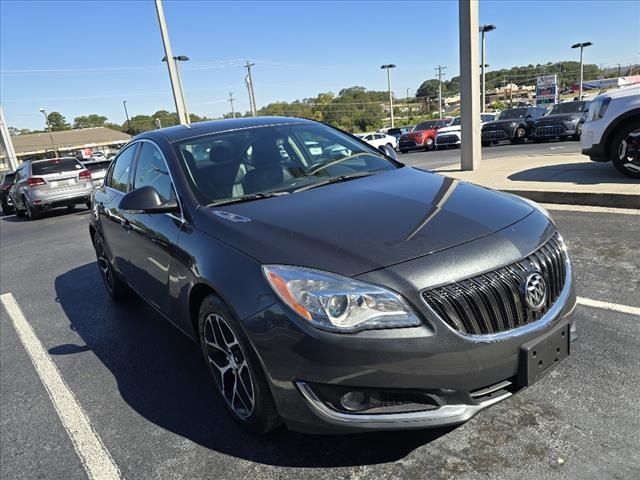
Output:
[[203, 313, 255, 419], [95, 239, 114, 294]]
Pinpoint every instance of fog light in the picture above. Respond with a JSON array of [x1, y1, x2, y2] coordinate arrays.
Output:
[[340, 391, 368, 411]]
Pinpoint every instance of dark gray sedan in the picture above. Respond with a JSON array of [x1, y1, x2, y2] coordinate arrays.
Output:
[[89, 117, 576, 434]]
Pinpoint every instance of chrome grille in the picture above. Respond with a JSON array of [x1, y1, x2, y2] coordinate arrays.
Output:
[[437, 134, 460, 145], [482, 130, 507, 140], [535, 125, 566, 136], [422, 233, 567, 336]]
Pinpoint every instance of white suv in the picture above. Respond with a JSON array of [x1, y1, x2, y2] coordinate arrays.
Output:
[[581, 86, 640, 178]]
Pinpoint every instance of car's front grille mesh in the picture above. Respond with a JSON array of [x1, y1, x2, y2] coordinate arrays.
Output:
[[482, 130, 507, 140], [535, 125, 566, 136], [421, 233, 567, 336], [437, 135, 459, 145]]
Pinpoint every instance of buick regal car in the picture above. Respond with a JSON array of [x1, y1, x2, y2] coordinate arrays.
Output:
[[90, 117, 576, 434], [531, 101, 590, 142]]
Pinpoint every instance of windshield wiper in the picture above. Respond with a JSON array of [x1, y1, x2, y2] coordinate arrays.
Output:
[[293, 171, 374, 193], [207, 191, 289, 207]]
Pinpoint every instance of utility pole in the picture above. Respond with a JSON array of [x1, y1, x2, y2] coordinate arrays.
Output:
[[39, 107, 58, 157], [571, 41, 592, 100], [381, 64, 396, 127], [459, 0, 481, 171], [0, 105, 19, 170], [617, 64, 622, 77], [435, 65, 446, 119], [122, 100, 132, 134], [154, 0, 188, 125], [229, 92, 236, 118], [245, 61, 257, 116]]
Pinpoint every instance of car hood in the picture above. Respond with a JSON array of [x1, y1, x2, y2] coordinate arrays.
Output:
[[482, 119, 521, 129], [437, 125, 461, 134], [535, 113, 582, 124], [197, 168, 534, 277]]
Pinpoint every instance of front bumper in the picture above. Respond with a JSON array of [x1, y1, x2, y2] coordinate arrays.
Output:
[[244, 214, 577, 433], [482, 126, 515, 142], [532, 123, 579, 139]]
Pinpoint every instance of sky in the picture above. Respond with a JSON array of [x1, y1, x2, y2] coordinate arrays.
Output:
[[1, 0, 639, 130]]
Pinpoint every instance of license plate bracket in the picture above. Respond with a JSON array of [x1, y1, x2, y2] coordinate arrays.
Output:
[[518, 322, 570, 387]]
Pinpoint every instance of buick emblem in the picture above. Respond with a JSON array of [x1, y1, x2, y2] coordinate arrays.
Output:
[[522, 272, 547, 311]]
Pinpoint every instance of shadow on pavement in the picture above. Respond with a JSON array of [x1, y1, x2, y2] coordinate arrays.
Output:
[[508, 162, 633, 184], [53, 263, 454, 468]]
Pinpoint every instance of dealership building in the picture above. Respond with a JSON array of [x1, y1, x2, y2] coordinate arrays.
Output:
[[0, 127, 131, 170]]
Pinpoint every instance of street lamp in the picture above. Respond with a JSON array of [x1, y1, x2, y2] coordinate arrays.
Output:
[[39, 107, 57, 157], [571, 41, 592, 100], [381, 64, 396, 128], [122, 100, 132, 134], [162, 55, 190, 124], [479, 24, 496, 111]]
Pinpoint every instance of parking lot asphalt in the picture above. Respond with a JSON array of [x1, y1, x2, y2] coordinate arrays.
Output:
[[398, 138, 582, 171], [1, 199, 639, 479]]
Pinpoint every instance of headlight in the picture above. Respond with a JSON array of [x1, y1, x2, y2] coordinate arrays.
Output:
[[596, 97, 611, 119], [262, 265, 421, 332], [509, 122, 518, 127]]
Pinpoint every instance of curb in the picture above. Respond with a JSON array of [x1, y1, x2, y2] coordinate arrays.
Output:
[[498, 189, 640, 209]]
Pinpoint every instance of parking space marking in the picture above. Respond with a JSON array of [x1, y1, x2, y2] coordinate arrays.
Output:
[[0, 293, 121, 480], [577, 297, 640, 316], [541, 204, 640, 215]]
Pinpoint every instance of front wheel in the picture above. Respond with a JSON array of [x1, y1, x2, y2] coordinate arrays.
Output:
[[423, 137, 435, 151], [1, 199, 14, 215], [510, 127, 527, 144], [198, 294, 280, 434], [610, 121, 640, 178]]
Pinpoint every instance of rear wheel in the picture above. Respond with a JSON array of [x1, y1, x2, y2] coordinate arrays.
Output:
[[94, 235, 131, 301], [198, 294, 280, 434], [1, 199, 14, 215], [24, 197, 40, 220], [610, 121, 640, 179]]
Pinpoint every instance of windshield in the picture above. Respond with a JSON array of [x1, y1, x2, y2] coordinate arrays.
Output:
[[32, 158, 83, 175], [497, 108, 529, 120], [549, 101, 589, 115], [415, 121, 439, 130], [175, 123, 398, 205], [450, 117, 461, 126]]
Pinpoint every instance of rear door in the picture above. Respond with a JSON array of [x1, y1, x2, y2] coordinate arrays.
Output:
[[95, 143, 139, 277], [123, 140, 182, 312]]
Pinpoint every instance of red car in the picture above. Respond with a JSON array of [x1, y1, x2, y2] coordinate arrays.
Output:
[[398, 118, 451, 153]]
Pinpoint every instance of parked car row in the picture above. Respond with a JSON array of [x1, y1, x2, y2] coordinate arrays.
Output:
[[435, 114, 497, 149], [0, 155, 113, 219], [355, 132, 397, 150]]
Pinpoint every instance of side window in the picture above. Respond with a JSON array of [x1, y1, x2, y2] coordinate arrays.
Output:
[[133, 143, 174, 203], [108, 144, 137, 192]]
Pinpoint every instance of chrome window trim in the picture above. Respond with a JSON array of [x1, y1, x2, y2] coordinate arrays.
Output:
[[421, 236, 573, 343]]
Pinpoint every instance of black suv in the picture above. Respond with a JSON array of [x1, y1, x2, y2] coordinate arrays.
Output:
[[0, 171, 16, 215], [531, 101, 590, 142], [482, 106, 548, 146]]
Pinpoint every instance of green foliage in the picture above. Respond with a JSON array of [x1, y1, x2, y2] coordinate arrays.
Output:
[[416, 79, 446, 99], [73, 114, 108, 129], [47, 112, 70, 131], [257, 86, 386, 133]]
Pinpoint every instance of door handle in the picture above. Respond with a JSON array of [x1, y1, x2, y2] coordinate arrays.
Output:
[[121, 219, 132, 231]]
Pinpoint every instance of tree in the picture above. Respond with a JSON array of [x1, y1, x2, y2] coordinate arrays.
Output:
[[416, 79, 445, 100], [73, 114, 108, 129], [47, 112, 70, 131], [104, 122, 123, 132]]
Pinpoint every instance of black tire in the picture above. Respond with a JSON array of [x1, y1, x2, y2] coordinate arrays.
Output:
[[609, 121, 640, 179], [14, 200, 26, 217], [481, 141, 490, 147], [1, 199, 14, 215], [423, 137, 435, 151], [400, 149, 408, 154], [510, 127, 527, 144], [24, 197, 40, 220], [198, 294, 281, 434], [67, 205, 76, 211], [94, 235, 131, 301], [86, 201, 92, 210]]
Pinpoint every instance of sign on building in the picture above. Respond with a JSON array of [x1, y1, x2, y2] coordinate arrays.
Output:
[[536, 75, 558, 105]]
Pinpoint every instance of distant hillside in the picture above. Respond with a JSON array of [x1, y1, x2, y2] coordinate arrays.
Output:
[[416, 61, 620, 99]]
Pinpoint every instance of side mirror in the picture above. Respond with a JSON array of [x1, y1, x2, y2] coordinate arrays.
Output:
[[378, 144, 398, 161], [119, 185, 179, 214]]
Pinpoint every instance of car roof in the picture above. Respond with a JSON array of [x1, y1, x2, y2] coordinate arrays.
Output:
[[137, 116, 314, 143]]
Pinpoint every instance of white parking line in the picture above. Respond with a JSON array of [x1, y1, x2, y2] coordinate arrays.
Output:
[[577, 297, 640, 316], [0, 293, 121, 480], [541, 203, 640, 216]]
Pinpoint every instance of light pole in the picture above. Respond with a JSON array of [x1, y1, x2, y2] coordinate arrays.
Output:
[[480, 24, 496, 112], [122, 100, 132, 134], [381, 64, 396, 127], [39, 107, 57, 157], [571, 41, 592, 100], [162, 55, 190, 124]]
